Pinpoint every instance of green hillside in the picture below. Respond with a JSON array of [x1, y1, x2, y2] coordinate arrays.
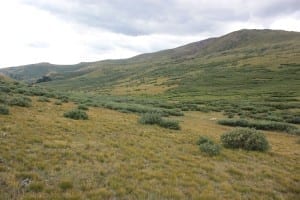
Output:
[[1, 29, 300, 126], [1, 29, 300, 199]]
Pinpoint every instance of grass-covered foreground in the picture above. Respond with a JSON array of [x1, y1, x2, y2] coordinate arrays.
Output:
[[0, 97, 299, 199]]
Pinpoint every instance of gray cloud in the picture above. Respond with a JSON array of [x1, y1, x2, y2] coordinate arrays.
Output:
[[22, 0, 300, 36], [0, 0, 299, 68]]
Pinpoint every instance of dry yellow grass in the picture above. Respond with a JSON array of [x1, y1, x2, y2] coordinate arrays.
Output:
[[0, 98, 299, 199]]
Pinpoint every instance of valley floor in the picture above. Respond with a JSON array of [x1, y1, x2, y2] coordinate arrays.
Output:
[[0, 98, 299, 199]]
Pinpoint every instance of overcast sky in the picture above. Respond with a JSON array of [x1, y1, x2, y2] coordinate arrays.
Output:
[[0, 0, 299, 68]]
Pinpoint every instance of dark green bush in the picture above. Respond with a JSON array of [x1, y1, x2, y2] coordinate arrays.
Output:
[[139, 113, 162, 125], [197, 136, 214, 145], [0, 86, 11, 93], [197, 136, 220, 156], [199, 142, 221, 156], [0, 95, 7, 104], [286, 117, 300, 124], [159, 119, 180, 130], [9, 96, 31, 107], [218, 119, 297, 133], [221, 128, 269, 151], [77, 104, 89, 110], [139, 113, 180, 130], [0, 105, 9, 115], [64, 109, 88, 120]]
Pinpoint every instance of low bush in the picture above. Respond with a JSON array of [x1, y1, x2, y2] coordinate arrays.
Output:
[[139, 113, 162, 125], [9, 96, 31, 107], [221, 128, 269, 151], [197, 136, 220, 156], [286, 116, 300, 124], [0, 105, 9, 115], [159, 119, 180, 130], [37, 96, 50, 102], [218, 119, 297, 133], [64, 109, 88, 120], [77, 104, 89, 110], [139, 112, 180, 130], [197, 136, 214, 145]]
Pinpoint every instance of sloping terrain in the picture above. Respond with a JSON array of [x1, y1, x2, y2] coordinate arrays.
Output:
[[0, 93, 299, 199], [1, 29, 300, 97], [1, 29, 300, 199]]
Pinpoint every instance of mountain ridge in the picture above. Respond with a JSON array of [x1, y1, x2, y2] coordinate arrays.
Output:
[[0, 29, 299, 97]]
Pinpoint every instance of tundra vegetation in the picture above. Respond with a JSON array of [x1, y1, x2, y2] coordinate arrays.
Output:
[[0, 30, 299, 199]]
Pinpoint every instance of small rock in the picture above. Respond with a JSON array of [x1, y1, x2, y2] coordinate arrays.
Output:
[[20, 178, 31, 188]]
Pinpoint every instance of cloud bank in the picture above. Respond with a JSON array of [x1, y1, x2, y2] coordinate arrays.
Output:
[[0, 0, 299, 67]]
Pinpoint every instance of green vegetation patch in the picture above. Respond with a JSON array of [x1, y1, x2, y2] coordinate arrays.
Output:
[[221, 128, 269, 152], [64, 109, 88, 120], [139, 112, 180, 130], [218, 119, 298, 134], [197, 136, 221, 156], [77, 104, 89, 110], [9, 96, 32, 107], [37, 96, 50, 102], [0, 105, 9, 115]]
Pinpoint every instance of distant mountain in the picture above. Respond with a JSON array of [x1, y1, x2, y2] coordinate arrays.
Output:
[[1, 29, 299, 97]]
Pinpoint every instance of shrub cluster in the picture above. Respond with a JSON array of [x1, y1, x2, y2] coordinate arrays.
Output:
[[218, 119, 297, 133], [220, 128, 269, 151], [197, 136, 221, 156], [139, 112, 180, 130], [64, 109, 88, 120], [37, 96, 50, 102], [9, 96, 32, 107], [0, 105, 9, 115], [77, 104, 89, 110]]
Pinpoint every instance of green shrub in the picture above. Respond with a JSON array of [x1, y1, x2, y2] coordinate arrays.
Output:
[[221, 128, 269, 151], [159, 119, 180, 130], [199, 142, 221, 156], [0, 95, 8, 104], [9, 96, 31, 107], [139, 113, 162, 125], [286, 117, 300, 124], [78, 104, 89, 110], [197, 136, 214, 145], [0, 86, 11, 93], [218, 119, 297, 133], [37, 96, 50, 102], [64, 109, 88, 120], [197, 136, 220, 156], [0, 105, 9, 115], [58, 95, 69, 103], [139, 113, 180, 130]]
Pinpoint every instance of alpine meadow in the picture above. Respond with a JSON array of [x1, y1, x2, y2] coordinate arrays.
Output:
[[0, 1, 300, 199]]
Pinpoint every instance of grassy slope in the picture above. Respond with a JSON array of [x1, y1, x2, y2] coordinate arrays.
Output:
[[36, 29, 300, 98], [1, 30, 300, 199], [0, 97, 299, 199]]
